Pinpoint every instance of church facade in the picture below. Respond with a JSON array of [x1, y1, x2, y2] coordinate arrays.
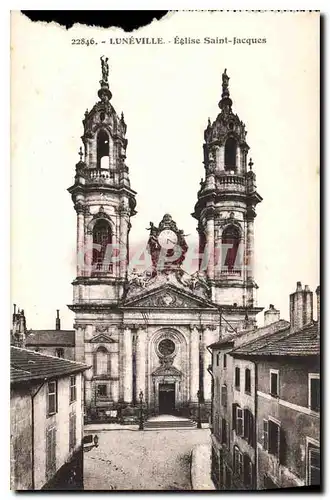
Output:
[[68, 59, 263, 421]]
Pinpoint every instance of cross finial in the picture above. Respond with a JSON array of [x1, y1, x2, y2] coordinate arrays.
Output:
[[78, 146, 83, 161], [248, 158, 254, 170]]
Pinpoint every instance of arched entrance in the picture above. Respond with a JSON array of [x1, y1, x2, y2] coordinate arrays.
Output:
[[149, 328, 187, 415]]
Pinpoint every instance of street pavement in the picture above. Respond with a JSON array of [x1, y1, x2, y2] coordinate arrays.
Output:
[[84, 428, 210, 490]]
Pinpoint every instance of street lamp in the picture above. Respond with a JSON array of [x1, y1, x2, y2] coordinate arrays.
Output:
[[197, 390, 202, 429], [139, 390, 144, 430]]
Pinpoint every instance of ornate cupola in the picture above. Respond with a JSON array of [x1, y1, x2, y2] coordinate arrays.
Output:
[[192, 69, 263, 332], [68, 57, 137, 305]]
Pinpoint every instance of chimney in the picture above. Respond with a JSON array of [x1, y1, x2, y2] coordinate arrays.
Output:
[[56, 309, 61, 331], [12, 307, 26, 348], [289, 281, 313, 332], [315, 286, 320, 330], [264, 304, 280, 326]]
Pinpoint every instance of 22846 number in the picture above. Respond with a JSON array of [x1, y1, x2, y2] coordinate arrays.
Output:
[[72, 38, 96, 46]]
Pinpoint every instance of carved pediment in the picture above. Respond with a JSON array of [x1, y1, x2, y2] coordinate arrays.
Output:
[[152, 364, 182, 378], [89, 333, 115, 344], [122, 284, 216, 310]]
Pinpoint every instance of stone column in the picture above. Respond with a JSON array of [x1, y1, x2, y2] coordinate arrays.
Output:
[[119, 210, 129, 279], [205, 214, 215, 280], [74, 324, 85, 363], [236, 147, 241, 174], [123, 326, 133, 403], [246, 215, 255, 281], [190, 325, 200, 403], [75, 204, 85, 276], [135, 326, 146, 396], [203, 327, 214, 401], [112, 350, 119, 378]]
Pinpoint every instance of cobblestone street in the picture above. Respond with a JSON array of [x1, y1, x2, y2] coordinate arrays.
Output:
[[84, 428, 210, 490]]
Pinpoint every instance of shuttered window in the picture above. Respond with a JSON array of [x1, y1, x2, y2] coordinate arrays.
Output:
[[236, 407, 244, 436], [243, 454, 253, 487], [263, 420, 268, 451], [235, 367, 240, 390], [308, 445, 320, 486], [70, 375, 77, 403], [221, 384, 227, 408], [69, 412, 76, 451], [47, 381, 57, 416], [46, 427, 56, 478], [221, 418, 227, 444], [244, 409, 255, 446], [245, 369, 251, 394], [234, 446, 243, 478], [268, 420, 280, 458], [309, 375, 320, 413], [270, 370, 279, 397], [232, 403, 238, 431]]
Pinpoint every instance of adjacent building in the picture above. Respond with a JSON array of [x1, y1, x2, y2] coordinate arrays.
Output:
[[11, 307, 76, 360], [10, 347, 88, 490], [210, 283, 320, 490], [67, 60, 263, 421], [26, 310, 75, 360]]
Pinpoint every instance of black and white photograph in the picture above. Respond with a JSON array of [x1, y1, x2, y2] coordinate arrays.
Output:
[[10, 10, 320, 491]]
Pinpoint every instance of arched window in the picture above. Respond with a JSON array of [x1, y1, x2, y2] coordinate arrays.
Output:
[[97, 129, 110, 169], [92, 219, 112, 271], [222, 225, 241, 272], [224, 137, 237, 171], [94, 346, 110, 376]]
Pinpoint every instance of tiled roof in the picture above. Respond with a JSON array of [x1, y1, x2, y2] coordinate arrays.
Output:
[[208, 319, 290, 350], [231, 322, 319, 357], [11, 347, 88, 384], [25, 330, 75, 347]]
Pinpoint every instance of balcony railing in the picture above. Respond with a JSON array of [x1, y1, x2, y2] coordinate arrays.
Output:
[[220, 268, 242, 276], [91, 262, 114, 275], [85, 168, 117, 186], [216, 174, 246, 193]]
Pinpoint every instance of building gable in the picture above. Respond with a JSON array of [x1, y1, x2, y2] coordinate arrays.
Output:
[[122, 284, 216, 310]]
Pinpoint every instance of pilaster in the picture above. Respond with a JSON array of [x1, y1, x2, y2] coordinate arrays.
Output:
[[190, 325, 200, 403]]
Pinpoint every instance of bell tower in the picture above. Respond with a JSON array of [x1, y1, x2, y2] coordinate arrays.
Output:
[[192, 69, 263, 332], [68, 57, 137, 305]]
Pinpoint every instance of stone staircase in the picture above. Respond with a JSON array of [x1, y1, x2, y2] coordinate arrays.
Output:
[[144, 415, 197, 430]]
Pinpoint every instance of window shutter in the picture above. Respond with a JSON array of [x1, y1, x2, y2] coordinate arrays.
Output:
[[263, 420, 268, 451], [226, 421, 230, 449], [244, 410, 248, 439], [232, 403, 237, 430], [93, 353, 97, 375], [243, 454, 249, 485], [276, 423, 280, 458], [107, 352, 111, 374], [279, 427, 286, 465], [237, 408, 243, 436], [250, 413, 255, 447], [46, 428, 51, 473]]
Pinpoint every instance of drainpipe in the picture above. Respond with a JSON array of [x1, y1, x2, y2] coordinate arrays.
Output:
[[207, 346, 214, 431], [31, 379, 47, 490], [254, 362, 258, 490]]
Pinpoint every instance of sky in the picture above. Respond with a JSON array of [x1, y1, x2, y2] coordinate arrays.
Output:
[[11, 11, 319, 330]]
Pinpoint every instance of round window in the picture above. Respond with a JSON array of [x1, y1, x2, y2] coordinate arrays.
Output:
[[158, 339, 175, 356]]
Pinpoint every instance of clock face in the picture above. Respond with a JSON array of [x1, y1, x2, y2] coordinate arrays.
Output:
[[158, 229, 178, 249]]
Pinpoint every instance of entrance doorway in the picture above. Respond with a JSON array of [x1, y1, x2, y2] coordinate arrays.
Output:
[[159, 383, 175, 414]]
